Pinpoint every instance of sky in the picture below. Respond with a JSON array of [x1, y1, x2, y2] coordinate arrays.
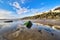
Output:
[[0, 0, 60, 19]]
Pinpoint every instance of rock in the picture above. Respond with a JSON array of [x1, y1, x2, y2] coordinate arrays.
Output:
[[24, 21, 32, 29]]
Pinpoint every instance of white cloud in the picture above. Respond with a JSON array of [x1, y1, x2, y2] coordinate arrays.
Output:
[[20, 0, 31, 4], [16, 8, 29, 14], [0, 9, 17, 19], [10, 1, 29, 14], [9, 1, 45, 17], [0, 0, 45, 18], [21, 0, 25, 4], [51, 5, 60, 10], [12, 2, 21, 9]]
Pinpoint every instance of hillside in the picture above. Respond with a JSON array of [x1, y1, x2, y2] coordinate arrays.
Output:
[[21, 11, 60, 19], [21, 7, 60, 19]]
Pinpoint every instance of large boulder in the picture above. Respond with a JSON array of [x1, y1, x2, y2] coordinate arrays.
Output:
[[24, 21, 32, 29]]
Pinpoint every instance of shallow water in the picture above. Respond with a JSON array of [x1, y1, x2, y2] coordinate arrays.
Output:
[[0, 20, 60, 35], [0, 20, 60, 40]]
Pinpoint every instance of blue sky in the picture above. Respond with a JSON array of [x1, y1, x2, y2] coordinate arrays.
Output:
[[0, 0, 60, 19]]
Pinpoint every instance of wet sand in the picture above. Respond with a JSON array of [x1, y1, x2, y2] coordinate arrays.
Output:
[[0, 20, 60, 40], [0, 22, 60, 40], [31, 19, 60, 26]]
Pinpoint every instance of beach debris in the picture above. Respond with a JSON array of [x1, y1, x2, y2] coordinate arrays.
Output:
[[24, 21, 32, 29], [4, 20, 13, 23]]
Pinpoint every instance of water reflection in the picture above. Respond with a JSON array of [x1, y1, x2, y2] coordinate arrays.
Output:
[[0, 20, 59, 35]]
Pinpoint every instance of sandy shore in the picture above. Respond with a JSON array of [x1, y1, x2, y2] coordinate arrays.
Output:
[[31, 19, 60, 26], [0, 19, 60, 40], [28, 19, 60, 30], [0, 23, 60, 40]]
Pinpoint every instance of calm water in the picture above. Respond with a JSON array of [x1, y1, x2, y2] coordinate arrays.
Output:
[[0, 20, 60, 35]]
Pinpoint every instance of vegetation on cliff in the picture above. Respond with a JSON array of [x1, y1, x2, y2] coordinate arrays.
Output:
[[22, 11, 60, 19], [21, 7, 60, 19]]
